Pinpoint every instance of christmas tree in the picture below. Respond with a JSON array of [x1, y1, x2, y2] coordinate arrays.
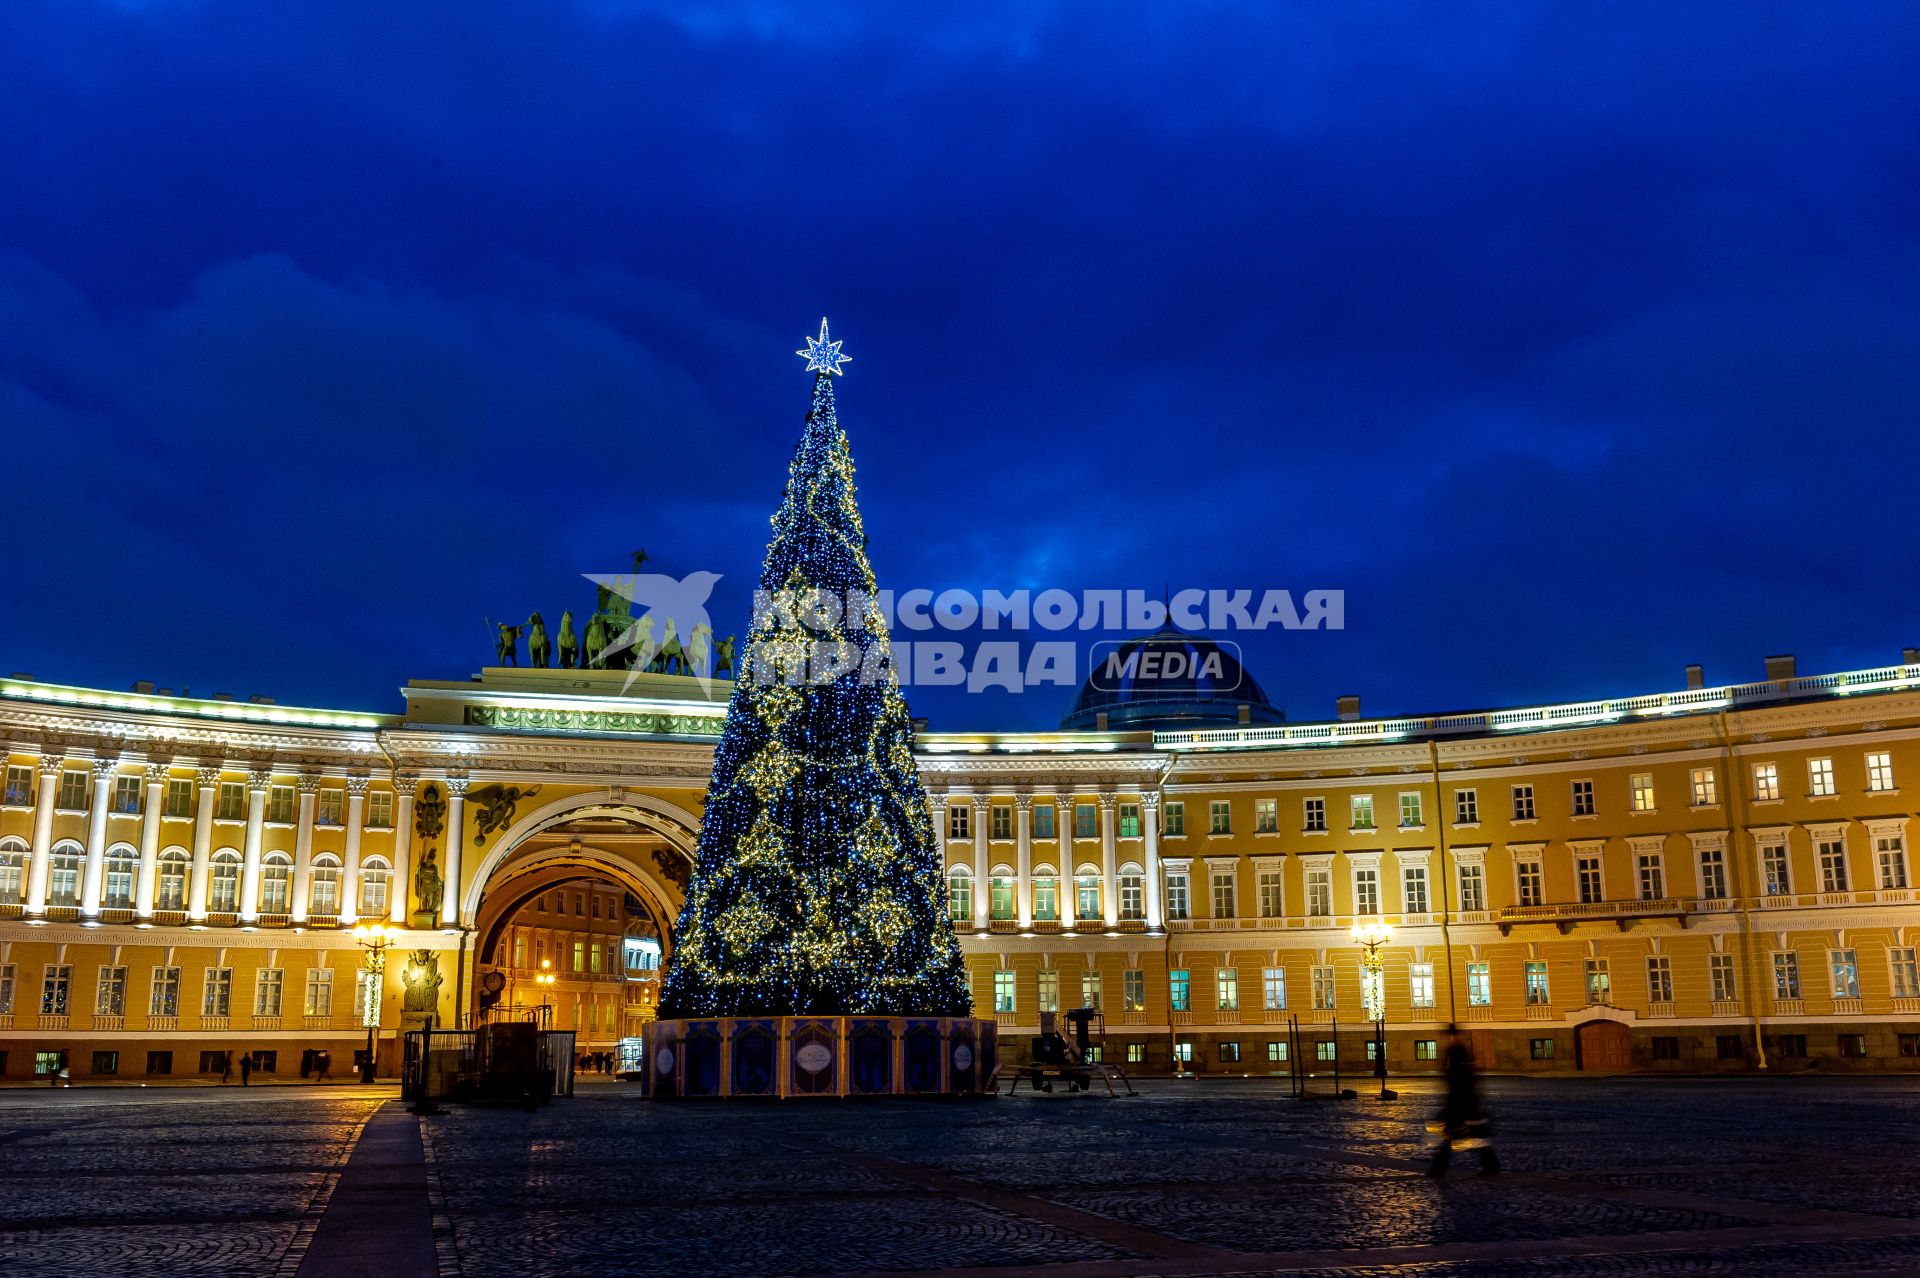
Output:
[[656, 321, 972, 1019]]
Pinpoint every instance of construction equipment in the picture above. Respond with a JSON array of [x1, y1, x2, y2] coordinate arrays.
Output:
[[1004, 1007, 1137, 1097]]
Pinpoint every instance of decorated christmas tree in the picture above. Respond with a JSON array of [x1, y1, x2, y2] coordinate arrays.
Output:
[[656, 321, 972, 1019]]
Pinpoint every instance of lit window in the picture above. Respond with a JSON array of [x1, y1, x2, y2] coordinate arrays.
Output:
[[1585, 959, 1610, 1005], [1262, 967, 1287, 1010], [1808, 757, 1835, 797], [112, 775, 142, 815], [1169, 969, 1190, 1012], [1831, 949, 1860, 999], [1081, 971, 1102, 1010], [1312, 964, 1336, 1010], [1216, 968, 1239, 1011], [1349, 795, 1374, 831], [1254, 798, 1277, 834], [3, 765, 30, 807], [1118, 803, 1141, 838], [1868, 752, 1896, 793], [1075, 871, 1100, 919], [1036, 969, 1058, 1013], [1409, 962, 1434, 1009], [1524, 960, 1549, 1005], [1268, 1040, 1289, 1062], [1630, 774, 1654, 813], [1466, 962, 1490, 1006], [1530, 1038, 1555, 1060], [946, 869, 972, 922], [96, 965, 127, 1016], [1773, 952, 1800, 999], [1752, 763, 1780, 802], [1124, 969, 1145, 1011], [1691, 767, 1718, 806], [1399, 792, 1423, 828]]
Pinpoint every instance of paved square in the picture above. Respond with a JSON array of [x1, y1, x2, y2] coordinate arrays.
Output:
[[3, 1078, 1919, 1276]]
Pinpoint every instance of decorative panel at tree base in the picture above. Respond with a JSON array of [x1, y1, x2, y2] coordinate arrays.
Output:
[[644, 1017, 998, 1098]]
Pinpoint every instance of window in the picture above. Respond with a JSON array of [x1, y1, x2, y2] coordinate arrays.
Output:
[[198, 1051, 229, 1074], [1629, 774, 1654, 813], [1399, 792, 1423, 828], [989, 805, 1011, 840], [1208, 801, 1230, 835], [1219, 1041, 1240, 1063], [1075, 803, 1098, 839], [1415, 1039, 1438, 1060], [989, 873, 1014, 921], [1652, 1037, 1682, 1060], [203, 967, 232, 1017], [360, 859, 391, 916], [1455, 788, 1478, 825], [1819, 838, 1848, 893], [1876, 833, 1908, 890], [1831, 949, 1860, 999], [1809, 757, 1835, 797], [1698, 846, 1727, 900], [1081, 971, 1102, 1010], [1868, 751, 1896, 793], [1303, 797, 1326, 833], [946, 869, 972, 921], [1773, 952, 1801, 1000], [1577, 856, 1603, 904], [218, 781, 246, 821], [1892, 947, 1920, 999], [147, 1050, 173, 1075], [57, 768, 89, 811], [165, 778, 193, 817], [96, 965, 126, 1016], [1306, 867, 1332, 918], [1216, 968, 1239, 1011], [1772, 1033, 1808, 1058], [1312, 964, 1336, 1010], [1353, 866, 1379, 915], [1165, 869, 1190, 920], [1119, 869, 1144, 920], [1838, 1033, 1867, 1059], [1516, 859, 1543, 908], [1572, 779, 1595, 816], [1409, 962, 1434, 1009], [1267, 1040, 1289, 1062], [1457, 863, 1485, 912], [1034, 803, 1056, 839], [1257, 865, 1283, 917], [89, 1049, 118, 1075], [260, 853, 292, 912], [1124, 969, 1145, 1011], [1761, 840, 1791, 896], [0, 843, 22, 904], [3, 765, 30, 806], [1126, 1043, 1146, 1064], [1637, 853, 1664, 901], [105, 849, 135, 907], [1903, 1034, 1920, 1058], [34, 1051, 63, 1076], [255, 969, 284, 1017], [992, 970, 1015, 1014], [150, 966, 180, 1017], [1752, 763, 1780, 802], [111, 774, 141, 814], [367, 791, 393, 828], [1691, 767, 1718, 806], [1315, 1040, 1337, 1062], [267, 785, 295, 824], [1036, 970, 1058, 1013], [1169, 969, 1190, 1012], [1524, 960, 1549, 1005], [1254, 798, 1278, 834], [1118, 802, 1140, 838], [1210, 866, 1236, 918], [572, 940, 586, 972], [1466, 962, 1491, 1006], [1075, 871, 1100, 920], [947, 804, 969, 841], [1646, 955, 1674, 1004], [1160, 802, 1181, 837], [48, 846, 81, 906], [1530, 1038, 1555, 1060], [0, 963, 12, 1015], [1402, 865, 1429, 915], [1350, 795, 1375, 831], [1717, 1034, 1744, 1060], [1710, 953, 1736, 1002], [1263, 967, 1287, 1010], [1173, 1041, 1194, 1065], [1586, 958, 1611, 1005], [1511, 785, 1535, 821], [305, 968, 333, 1017], [1031, 870, 1058, 921], [157, 850, 189, 910]]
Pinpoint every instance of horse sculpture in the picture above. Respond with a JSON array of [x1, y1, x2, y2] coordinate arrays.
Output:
[[526, 613, 551, 668], [557, 610, 578, 669], [584, 612, 608, 668]]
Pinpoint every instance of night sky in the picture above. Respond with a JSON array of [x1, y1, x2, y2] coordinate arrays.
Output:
[[2, 2, 1917, 731]]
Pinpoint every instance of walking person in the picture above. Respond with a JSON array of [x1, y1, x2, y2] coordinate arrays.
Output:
[[314, 1049, 332, 1083], [220, 1052, 234, 1086], [240, 1053, 252, 1087], [1429, 1026, 1499, 1177]]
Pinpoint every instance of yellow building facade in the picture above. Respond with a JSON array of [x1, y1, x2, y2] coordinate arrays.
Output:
[[4, 648, 1920, 1080]]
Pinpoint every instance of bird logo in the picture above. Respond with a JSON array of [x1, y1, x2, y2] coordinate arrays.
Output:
[[586, 567, 724, 695]]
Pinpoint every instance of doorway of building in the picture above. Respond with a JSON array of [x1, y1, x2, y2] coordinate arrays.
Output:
[[1576, 1018, 1632, 1072]]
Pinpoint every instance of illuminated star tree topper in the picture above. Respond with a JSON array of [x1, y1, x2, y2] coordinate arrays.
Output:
[[796, 317, 851, 376]]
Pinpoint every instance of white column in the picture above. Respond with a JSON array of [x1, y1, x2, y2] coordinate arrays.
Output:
[[390, 775, 416, 925], [1141, 793, 1165, 929], [186, 766, 220, 920], [340, 776, 368, 924], [24, 755, 61, 915], [970, 796, 990, 930], [134, 761, 167, 918], [291, 775, 318, 924], [1014, 794, 1033, 928], [1098, 792, 1119, 927], [1056, 792, 1077, 927], [79, 757, 116, 916], [929, 793, 953, 923], [441, 778, 468, 926], [238, 768, 270, 922]]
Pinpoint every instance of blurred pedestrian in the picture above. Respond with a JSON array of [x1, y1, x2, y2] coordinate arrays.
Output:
[[1429, 1026, 1499, 1177], [240, 1053, 252, 1087], [220, 1053, 233, 1085]]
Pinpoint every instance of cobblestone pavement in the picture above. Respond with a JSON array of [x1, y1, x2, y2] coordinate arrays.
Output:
[[7, 1078, 1920, 1276]]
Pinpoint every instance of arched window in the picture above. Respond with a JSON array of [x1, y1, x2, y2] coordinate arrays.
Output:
[[1031, 865, 1059, 921], [260, 852, 293, 912], [156, 848, 189, 910], [1075, 865, 1102, 921], [209, 850, 241, 912], [359, 856, 391, 917], [946, 866, 972, 923], [1119, 862, 1145, 921], [0, 838, 26, 904], [311, 854, 342, 915], [989, 865, 1015, 921], [105, 844, 137, 908], [48, 841, 83, 907]]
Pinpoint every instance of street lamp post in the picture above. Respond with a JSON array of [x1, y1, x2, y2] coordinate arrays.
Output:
[[535, 959, 557, 1029], [352, 923, 392, 1084], [1350, 920, 1394, 1100]]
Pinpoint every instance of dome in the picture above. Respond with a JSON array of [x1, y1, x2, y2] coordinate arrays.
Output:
[[1060, 625, 1284, 732]]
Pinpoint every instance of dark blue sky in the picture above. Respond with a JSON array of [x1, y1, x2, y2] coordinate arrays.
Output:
[[2, 2, 1917, 730]]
